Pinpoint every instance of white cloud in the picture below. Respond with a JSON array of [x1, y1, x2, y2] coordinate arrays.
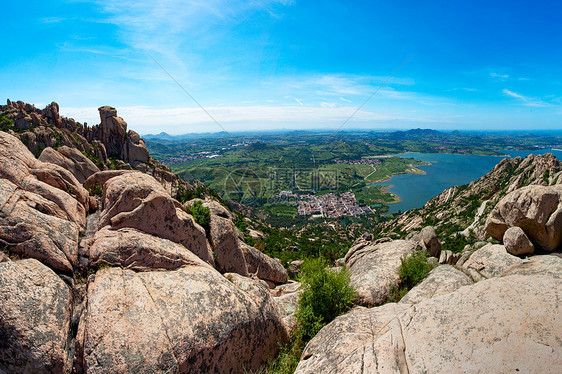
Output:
[[502, 89, 551, 107], [490, 72, 509, 80]]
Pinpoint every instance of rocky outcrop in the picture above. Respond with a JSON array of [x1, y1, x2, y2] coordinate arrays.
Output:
[[486, 184, 562, 252], [39, 146, 100, 183], [345, 239, 416, 306], [87, 227, 213, 272], [295, 275, 562, 374], [503, 226, 535, 255], [0, 131, 88, 229], [98, 172, 214, 266], [400, 264, 473, 304], [1, 100, 196, 199], [0, 259, 73, 374], [81, 266, 288, 374], [93, 106, 149, 166]]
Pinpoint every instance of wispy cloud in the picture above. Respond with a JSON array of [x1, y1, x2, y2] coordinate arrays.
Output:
[[490, 72, 509, 80], [41, 17, 66, 23], [89, 0, 293, 56], [502, 89, 552, 107]]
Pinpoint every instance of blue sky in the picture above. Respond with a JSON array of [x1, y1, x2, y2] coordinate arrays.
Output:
[[1, 0, 561, 134]]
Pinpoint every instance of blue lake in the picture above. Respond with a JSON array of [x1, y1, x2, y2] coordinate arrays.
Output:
[[371, 150, 562, 214]]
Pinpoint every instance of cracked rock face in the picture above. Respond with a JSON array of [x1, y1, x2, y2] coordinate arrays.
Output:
[[87, 227, 213, 272], [0, 179, 79, 273], [0, 259, 73, 374], [295, 275, 562, 374], [81, 266, 288, 374], [98, 172, 214, 266], [39, 146, 100, 184]]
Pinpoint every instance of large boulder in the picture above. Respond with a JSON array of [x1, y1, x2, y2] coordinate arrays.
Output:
[[0, 179, 79, 273], [295, 275, 562, 374], [0, 131, 88, 229], [503, 226, 535, 255], [345, 240, 416, 306], [98, 172, 214, 266], [0, 259, 73, 374], [208, 213, 248, 276], [39, 146, 100, 183], [400, 264, 473, 304], [240, 243, 287, 283], [486, 184, 562, 252], [87, 227, 213, 272], [462, 243, 523, 280], [81, 266, 288, 374], [420, 226, 441, 257]]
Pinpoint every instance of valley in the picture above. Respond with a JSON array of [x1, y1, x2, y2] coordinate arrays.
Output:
[[146, 129, 562, 227]]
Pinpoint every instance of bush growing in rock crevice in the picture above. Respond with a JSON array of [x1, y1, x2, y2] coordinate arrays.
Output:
[[187, 200, 211, 229], [388, 249, 437, 302], [262, 258, 356, 373]]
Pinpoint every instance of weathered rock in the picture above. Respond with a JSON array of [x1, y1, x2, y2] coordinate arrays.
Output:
[[0, 131, 88, 229], [400, 264, 473, 304], [121, 130, 150, 165], [98, 172, 214, 266], [295, 275, 562, 374], [501, 255, 562, 278], [288, 259, 304, 278], [240, 243, 287, 283], [0, 259, 72, 374], [486, 184, 562, 251], [83, 169, 137, 191], [96, 106, 128, 157], [345, 240, 416, 306], [274, 292, 301, 334], [0, 179, 79, 273], [82, 266, 288, 373], [201, 199, 235, 220], [420, 226, 441, 257], [88, 227, 213, 272], [39, 146, 100, 183], [208, 213, 248, 276], [462, 243, 524, 280], [503, 226, 535, 255]]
